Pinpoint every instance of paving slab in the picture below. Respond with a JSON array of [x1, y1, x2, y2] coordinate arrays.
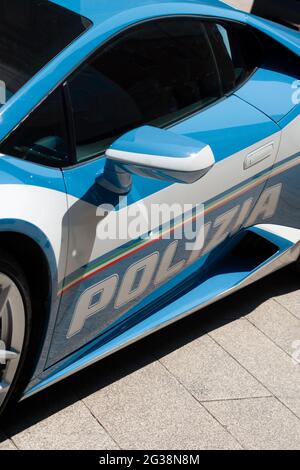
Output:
[[209, 318, 300, 418], [83, 361, 241, 450], [8, 400, 118, 450], [160, 335, 269, 402], [246, 299, 300, 358], [0, 431, 16, 450], [222, 0, 253, 11], [275, 290, 300, 321], [205, 397, 300, 450]]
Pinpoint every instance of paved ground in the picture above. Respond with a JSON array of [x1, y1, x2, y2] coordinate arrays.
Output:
[[224, 0, 253, 11], [1, 0, 300, 451], [1, 265, 300, 450]]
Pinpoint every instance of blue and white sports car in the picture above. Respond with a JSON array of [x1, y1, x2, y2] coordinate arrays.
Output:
[[0, 0, 299, 416]]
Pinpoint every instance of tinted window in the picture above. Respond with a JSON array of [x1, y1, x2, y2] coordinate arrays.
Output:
[[206, 22, 261, 94], [68, 18, 222, 162], [0, 0, 91, 107], [0, 87, 69, 167]]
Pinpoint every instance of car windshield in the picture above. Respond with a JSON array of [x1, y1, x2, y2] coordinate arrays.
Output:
[[0, 0, 92, 108]]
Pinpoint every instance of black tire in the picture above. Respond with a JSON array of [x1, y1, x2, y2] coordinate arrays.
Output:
[[0, 251, 32, 419]]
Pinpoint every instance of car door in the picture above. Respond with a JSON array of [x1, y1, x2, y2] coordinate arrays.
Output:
[[47, 17, 281, 365]]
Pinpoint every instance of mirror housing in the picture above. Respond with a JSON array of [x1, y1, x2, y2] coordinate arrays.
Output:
[[100, 125, 215, 194]]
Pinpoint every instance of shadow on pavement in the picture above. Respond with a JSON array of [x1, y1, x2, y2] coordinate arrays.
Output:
[[1, 265, 299, 440]]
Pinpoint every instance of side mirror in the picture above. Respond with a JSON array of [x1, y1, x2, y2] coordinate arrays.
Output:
[[100, 125, 215, 194]]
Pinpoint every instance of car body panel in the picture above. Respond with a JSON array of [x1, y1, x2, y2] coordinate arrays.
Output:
[[0, 157, 67, 282], [236, 12, 300, 122], [43, 94, 280, 365], [260, 112, 300, 231], [235, 67, 299, 123], [0, 156, 70, 378], [0, 0, 299, 401]]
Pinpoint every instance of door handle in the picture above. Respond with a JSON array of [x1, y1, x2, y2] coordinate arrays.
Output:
[[244, 142, 274, 170]]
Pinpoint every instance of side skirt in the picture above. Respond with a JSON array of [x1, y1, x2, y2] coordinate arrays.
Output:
[[22, 224, 300, 399]]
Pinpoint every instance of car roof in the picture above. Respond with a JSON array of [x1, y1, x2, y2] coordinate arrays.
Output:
[[52, 0, 234, 25]]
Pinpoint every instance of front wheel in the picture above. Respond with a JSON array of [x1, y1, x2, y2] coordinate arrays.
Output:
[[0, 253, 31, 417]]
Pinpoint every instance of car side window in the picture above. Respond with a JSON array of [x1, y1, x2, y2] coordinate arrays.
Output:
[[0, 86, 69, 167], [206, 22, 261, 94], [67, 18, 223, 163]]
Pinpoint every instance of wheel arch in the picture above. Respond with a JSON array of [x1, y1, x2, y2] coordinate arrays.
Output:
[[0, 219, 58, 291], [0, 220, 59, 368], [0, 231, 51, 302]]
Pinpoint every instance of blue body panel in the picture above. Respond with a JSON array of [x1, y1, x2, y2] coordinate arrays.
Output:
[[0, 155, 66, 192], [235, 68, 299, 123], [171, 95, 278, 161]]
